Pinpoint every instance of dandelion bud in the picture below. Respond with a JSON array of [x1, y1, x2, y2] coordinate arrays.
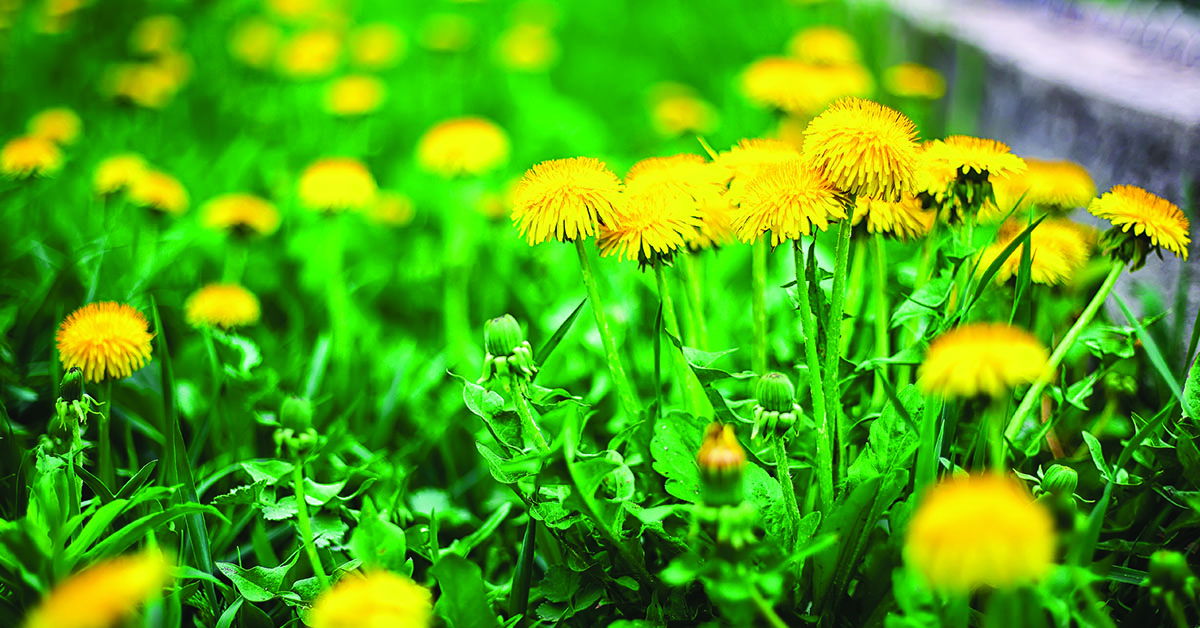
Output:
[[478, 314, 537, 385], [1149, 551, 1194, 597], [280, 396, 314, 432], [58, 366, 84, 404], [755, 372, 795, 413], [484, 314, 524, 357], [697, 423, 745, 506], [1040, 464, 1078, 498]]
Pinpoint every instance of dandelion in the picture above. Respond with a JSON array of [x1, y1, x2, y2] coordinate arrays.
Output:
[[922, 135, 1026, 181], [648, 83, 717, 137], [28, 107, 82, 145], [697, 423, 746, 506], [741, 57, 872, 117], [1, 135, 62, 177], [416, 117, 509, 177], [510, 157, 623, 245], [978, 218, 1093, 286], [324, 74, 386, 116], [309, 571, 433, 628], [906, 474, 1055, 593], [348, 23, 406, 70], [277, 29, 342, 78], [597, 184, 700, 266], [495, 22, 558, 72], [716, 138, 800, 203], [229, 17, 283, 69], [298, 158, 378, 212], [852, 194, 935, 240], [370, 191, 416, 226], [94, 153, 148, 196], [1090, 184, 1190, 262], [129, 14, 183, 55], [129, 170, 188, 215], [689, 192, 737, 250], [919, 323, 1049, 398], [732, 160, 845, 246], [993, 158, 1095, 212], [802, 97, 919, 201], [185, 283, 261, 329], [102, 62, 183, 109], [22, 548, 173, 628], [787, 26, 859, 65], [56, 302, 154, 383], [883, 63, 946, 99], [201, 193, 280, 236]]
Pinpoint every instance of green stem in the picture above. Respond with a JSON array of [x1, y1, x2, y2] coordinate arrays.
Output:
[[749, 586, 789, 628], [988, 401, 1005, 473], [293, 462, 330, 590], [679, 252, 710, 350], [752, 239, 769, 374], [915, 396, 943, 491], [654, 262, 708, 414], [773, 437, 800, 548], [1005, 259, 1124, 445], [325, 215, 350, 371], [222, 240, 248, 283], [574, 239, 642, 416], [793, 240, 833, 513], [871, 234, 890, 409], [513, 381, 550, 454], [824, 216, 854, 485], [98, 379, 114, 488], [841, 236, 867, 354]]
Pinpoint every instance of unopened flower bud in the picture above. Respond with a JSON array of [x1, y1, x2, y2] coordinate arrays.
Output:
[[59, 367, 84, 404], [1149, 550, 1194, 596], [1041, 464, 1078, 498], [484, 314, 524, 357], [755, 372, 795, 413], [281, 397, 313, 432], [698, 423, 745, 506], [478, 314, 538, 385]]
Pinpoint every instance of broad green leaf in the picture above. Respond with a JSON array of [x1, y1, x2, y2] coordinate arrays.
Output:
[[216, 552, 299, 603], [431, 554, 501, 628]]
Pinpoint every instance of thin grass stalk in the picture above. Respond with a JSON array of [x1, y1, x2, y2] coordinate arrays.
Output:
[[292, 462, 330, 589]]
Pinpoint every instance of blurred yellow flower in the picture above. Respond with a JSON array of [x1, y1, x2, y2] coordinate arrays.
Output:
[[325, 74, 386, 116], [741, 57, 872, 116], [229, 16, 283, 69], [648, 83, 717, 137], [994, 158, 1095, 212], [94, 153, 149, 195], [277, 29, 342, 78], [28, 107, 81, 145], [697, 423, 745, 476], [511, 157, 624, 245], [1089, 185, 1190, 260], [129, 170, 188, 215], [495, 22, 558, 72], [416, 117, 509, 177], [803, 98, 919, 200], [420, 13, 473, 52], [309, 570, 433, 628], [23, 548, 172, 628], [56, 302, 154, 383], [1, 135, 62, 177], [185, 283, 261, 329], [787, 26, 859, 65], [102, 62, 183, 109], [298, 158, 377, 212], [906, 474, 1055, 593], [852, 195, 935, 240], [129, 14, 183, 55], [348, 23, 406, 70], [733, 159, 845, 245], [978, 218, 1093, 286], [201, 193, 280, 236], [922, 135, 1026, 181], [370, 191, 416, 226], [883, 63, 946, 99], [919, 323, 1049, 398]]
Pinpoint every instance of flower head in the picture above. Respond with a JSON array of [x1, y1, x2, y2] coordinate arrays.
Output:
[[28, 107, 82, 145], [1, 135, 62, 177], [94, 153, 148, 196], [185, 283, 261, 329], [298, 158, 377, 212], [624, 154, 725, 206], [716, 138, 800, 203], [370, 191, 416, 226], [511, 157, 624, 245], [906, 474, 1055, 593], [993, 158, 1095, 212], [201, 193, 280, 236], [129, 170, 188, 215], [697, 423, 746, 506], [732, 160, 846, 245], [919, 323, 1049, 398], [229, 16, 282, 69], [852, 194, 935, 240], [23, 548, 172, 628], [416, 117, 509, 177], [324, 74, 386, 116], [922, 135, 1026, 180], [978, 218, 1093, 285], [277, 28, 342, 78], [741, 58, 872, 116], [802, 98, 919, 200], [56, 302, 154, 383], [495, 23, 558, 72], [129, 14, 183, 55], [883, 63, 946, 99], [690, 192, 737, 250], [309, 570, 433, 628], [648, 82, 717, 137], [787, 26, 859, 65], [598, 187, 700, 267], [1089, 185, 1189, 261], [348, 23, 406, 70]]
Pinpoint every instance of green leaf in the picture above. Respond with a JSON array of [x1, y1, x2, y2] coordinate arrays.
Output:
[[216, 552, 299, 603], [536, 298, 586, 364], [431, 554, 501, 628], [1184, 354, 1200, 421], [349, 498, 408, 571], [1081, 432, 1110, 483], [240, 460, 295, 485], [650, 411, 705, 503]]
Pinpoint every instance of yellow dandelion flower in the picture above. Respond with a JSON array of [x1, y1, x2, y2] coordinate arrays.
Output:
[[510, 157, 624, 245], [802, 97, 919, 200], [993, 158, 1095, 212], [129, 14, 183, 55], [597, 190, 699, 266], [102, 62, 182, 109], [1089, 185, 1190, 260], [129, 170, 188, 215], [420, 13, 473, 53], [923, 135, 1027, 181], [22, 548, 172, 628], [733, 160, 846, 245], [906, 474, 1055, 593], [852, 194, 935, 240], [416, 117, 509, 177], [1, 135, 62, 177], [277, 29, 342, 79], [201, 193, 280, 236], [229, 17, 282, 69], [265, 0, 325, 22], [56, 302, 154, 383], [94, 153, 148, 196], [324, 74, 386, 116], [298, 158, 378, 212], [715, 138, 800, 203], [648, 83, 717, 137], [348, 23, 406, 70], [185, 284, 261, 329], [625, 154, 725, 207], [310, 570, 433, 628], [741, 58, 872, 116], [883, 63, 946, 99], [697, 423, 745, 475], [369, 191, 415, 226], [918, 323, 1050, 398], [787, 26, 859, 65], [913, 140, 956, 203], [978, 218, 1093, 286], [689, 192, 737, 250], [28, 107, 82, 145], [495, 22, 558, 72]]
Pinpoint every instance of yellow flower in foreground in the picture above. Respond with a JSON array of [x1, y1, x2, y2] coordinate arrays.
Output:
[[716, 138, 800, 203], [787, 26, 859, 65], [277, 29, 342, 78], [733, 160, 846, 245], [978, 218, 1093, 285], [1089, 185, 1190, 260], [229, 17, 283, 69], [349, 23, 407, 70], [511, 157, 623, 245], [309, 570, 433, 628], [185, 284, 261, 329], [624, 154, 725, 207], [23, 549, 172, 628], [883, 63, 946, 99], [416, 117, 509, 177], [298, 158, 378, 212], [129, 170, 188, 215], [919, 323, 1049, 398], [1, 135, 62, 177], [370, 191, 416, 226], [94, 154, 148, 196], [906, 474, 1055, 593], [803, 98, 919, 200], [994, 158, 1095, 211], [648, 83, 717, 137], [852, 195, 935, 240], [495, 22, 558, 72], [690, 192, 737, 250], [597, 156, 711, 265], [325, 74, 386, 116], [201, 193, 280, 236], [923, 135, 1026, 180], [56, 302, 154, 383], [28, 107, 82, 145]]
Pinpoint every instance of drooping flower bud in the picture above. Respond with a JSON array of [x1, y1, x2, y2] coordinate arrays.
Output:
[[752, 372, 801, 439], [281, 396, 314, 432], [58, 366, 84, 404], [698, 423, 745, 507], [1040, 464, 1078, 498]]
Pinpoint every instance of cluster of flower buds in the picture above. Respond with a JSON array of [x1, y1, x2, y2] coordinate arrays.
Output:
[[478, 314, 537, 386], [274, 396, 319, 458], [751, 372, 801, 440], [48, 367, 98, 453], [696, 423, 758, 551]]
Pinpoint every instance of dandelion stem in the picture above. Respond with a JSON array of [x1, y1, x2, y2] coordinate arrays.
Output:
[[292, 462, 330, 590], [871, 233, 890, 409], [749, 585, 789, 628], [915, 395, 943, 491], [678, 252, 710, 350], [751, 239, 769, 374], [654, 261, 708, 415], [574, 239, 642, 416], [773, 436, 800, 548], [1005, 259, 1124, 448], [793, 240, 833, 513], [97, 379, 114, 488], [824, 215, 854, 486]]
